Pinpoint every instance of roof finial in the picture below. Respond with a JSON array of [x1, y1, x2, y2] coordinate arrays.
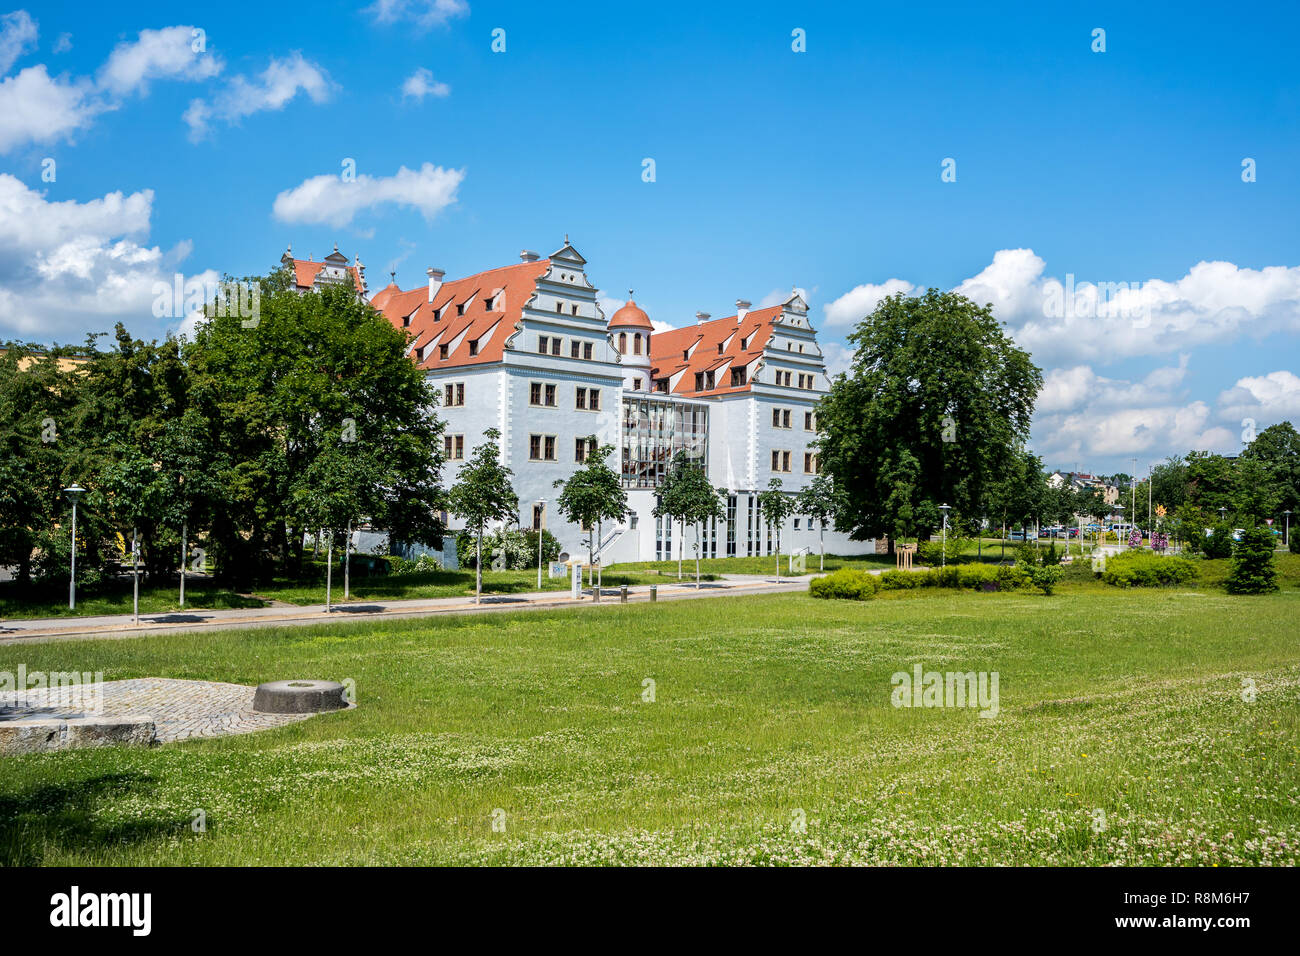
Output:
[[334, 241, 339, 253], [390, 270, 396, 282], [628, 288, 634, 300], [564, 233, 569, 244]]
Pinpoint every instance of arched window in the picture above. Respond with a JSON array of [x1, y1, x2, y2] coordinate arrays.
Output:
[[634, 333, 642, 355], [618, 332, 627, 352]]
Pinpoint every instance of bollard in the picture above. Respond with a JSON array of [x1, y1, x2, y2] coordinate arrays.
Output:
[[620, 585, 628, 603], [649, 585, 657, 603]]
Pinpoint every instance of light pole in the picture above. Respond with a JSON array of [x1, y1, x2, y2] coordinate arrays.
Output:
[[939, 503, 951, 568], [63, 485, 85, 610], [1284, 510, 1291, 550], [536, 498, 546, 591]]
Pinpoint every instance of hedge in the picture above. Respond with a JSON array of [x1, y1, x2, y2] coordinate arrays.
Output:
[[1100, 550, 1198, 588], [809, 568, 878, 600], [877, 564, 1027, 592]]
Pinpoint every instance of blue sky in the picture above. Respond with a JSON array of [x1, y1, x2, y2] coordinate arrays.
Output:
[[1, 0, 1297, 474]]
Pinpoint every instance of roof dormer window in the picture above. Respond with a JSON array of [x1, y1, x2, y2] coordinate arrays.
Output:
[[457, 302, 466, 316]]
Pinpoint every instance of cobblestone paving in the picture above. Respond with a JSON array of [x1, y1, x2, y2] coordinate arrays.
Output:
[[0, 678, 315, 743]]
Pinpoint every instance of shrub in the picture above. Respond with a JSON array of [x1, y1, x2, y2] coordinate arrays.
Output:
[[1202, 523, 1235, 559], [1226, 526, 1279, 595], [810, 568, 878, 600], [879, 570, 920, 590], [1101, 551, 1198, 588], [523, 529, 562, 569], [1041, 542, 1061, 566], [1290, 531, 1300, 556], [1014, 543, 1038, 566], [389, 553, 441, 575], [1026, 564, 1065, 595], [916, 537, 965, 566]]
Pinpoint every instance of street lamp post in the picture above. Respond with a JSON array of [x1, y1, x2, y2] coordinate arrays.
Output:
[[1284, 510, 1292, 550], [536, 498, 546, 591], [63, 485, 86, 610], [939, 503, 951, 568]]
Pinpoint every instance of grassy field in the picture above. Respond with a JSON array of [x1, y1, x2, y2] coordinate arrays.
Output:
[[1, 582, 1296, 866]]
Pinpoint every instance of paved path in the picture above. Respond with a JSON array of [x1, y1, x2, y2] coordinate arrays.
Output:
[[0, 678, 315, 743], [0, 575, 811, 645]]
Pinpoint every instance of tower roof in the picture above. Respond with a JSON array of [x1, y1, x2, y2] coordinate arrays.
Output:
[[609, 291, 653, 331]]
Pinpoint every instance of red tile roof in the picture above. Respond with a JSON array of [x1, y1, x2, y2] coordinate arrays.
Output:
[[609, 299, 653, 331], [289, 258, 365, 294], [650, 306, 781, 397], [370, 259, 551, 370]]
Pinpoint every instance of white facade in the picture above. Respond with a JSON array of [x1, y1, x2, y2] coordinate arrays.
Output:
[[371, 240, 875, 565]]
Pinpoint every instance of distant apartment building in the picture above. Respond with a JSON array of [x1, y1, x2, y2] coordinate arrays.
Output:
[[362, 238, 874, 564]]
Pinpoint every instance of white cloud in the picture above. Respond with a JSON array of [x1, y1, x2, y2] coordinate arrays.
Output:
[[364, 0, 469, 29], [185, 53, 333, 141], [0, 22, 223, 153], [1217, 370, 1300, 423], [0, 9, 38, 75], [53, 32, 71, 54], [822, 279, 915, 326], [0, 65, 103, 152], [819, 340, 854, 378], [98, 26, 222, 97], [0, 173, 215, 341], [824, 248, 1300, 366], [401, 67, 449, 100], [1030, 357, 1237, 468], [272, 162, 464, 227]]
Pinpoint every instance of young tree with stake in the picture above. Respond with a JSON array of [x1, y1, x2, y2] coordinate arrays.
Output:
[[553, 440, 627, 601], [756, 478, 796, 582], [448, 429, 518, 604]]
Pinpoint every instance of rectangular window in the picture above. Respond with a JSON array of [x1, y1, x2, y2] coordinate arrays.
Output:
[[571, 340, 580, 358], [589, 389, 600, 411], [694, 372, 704, 391], [634, 378, 643, 391], [576, 387, 587, 410], [771, 450, 780, 471], [545, 383, 557, 406], [782, 409, 791, 428], [583, 342, 593, 360], [456, 303, 465, 316], [804, 411, 815, 430], [444, 383, 464, 407], [532, 504, 544, 530], [538, 336, 549, 354], [551, 338, 561, 356], [575, 437, 594, 462], [782, 451, 792, 472], [544, 435, 556, 460], [705, 371, 715, 389], [468, 338, 479, 357], [804, 452, 818, 474], [444, 434, 465, 460], [529, 434, 542, 460], [530, 382, 542, 406], [730, 368, 746, 387], [439, 344, 448, 360]]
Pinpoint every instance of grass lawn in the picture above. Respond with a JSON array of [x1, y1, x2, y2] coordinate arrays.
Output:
[[1, 583, 1296, 865]]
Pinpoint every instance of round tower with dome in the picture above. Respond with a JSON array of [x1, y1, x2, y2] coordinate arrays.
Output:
[[609, 290, 653, 392]]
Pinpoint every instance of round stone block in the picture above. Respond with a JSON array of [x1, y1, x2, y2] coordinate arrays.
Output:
[[253, 680, 349, 714]]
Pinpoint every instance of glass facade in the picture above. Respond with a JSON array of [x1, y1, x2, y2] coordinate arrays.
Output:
[[620, 394, 709, 488]]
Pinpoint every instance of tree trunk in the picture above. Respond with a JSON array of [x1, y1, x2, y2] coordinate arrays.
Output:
[[132, 526, 140, 625], [179, 518, 187, 608], [819, 523, 825, 571], [344, 519, 352, 600], [774, 528, 781, 583], [475, 524, 482, 604], [325, 532, 333, 612]]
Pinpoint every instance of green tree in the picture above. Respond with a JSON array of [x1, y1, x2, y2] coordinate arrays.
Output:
[[0, 345, 77, 588], [1225, 526, 1278, 594], [1185, 451, 1237, 517], [816, 289, 1041, 551], [553, 440, 627, 597], [665, 462, 726, 589], [796, 473, 842, 570], [448, 428, 518, 604], [185, 274, 445, 587], [756, 478, 796, 582], [1241, 422, 1300, 517], [653, 452, 698, 580], [1150, 456, 1188, 512]]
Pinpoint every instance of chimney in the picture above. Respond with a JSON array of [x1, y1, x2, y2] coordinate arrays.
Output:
[[735, 299, 751, 323], [696, 311, 711, 325], [519, 250, 539, 262], [426, 267, 445, 303]]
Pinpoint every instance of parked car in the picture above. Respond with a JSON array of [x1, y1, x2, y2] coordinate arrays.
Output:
[[1008, 530, 1038, 541]]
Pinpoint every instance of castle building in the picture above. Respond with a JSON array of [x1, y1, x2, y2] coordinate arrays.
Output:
[[281, 244, 367, 295], [366, 239, 874, 563]]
